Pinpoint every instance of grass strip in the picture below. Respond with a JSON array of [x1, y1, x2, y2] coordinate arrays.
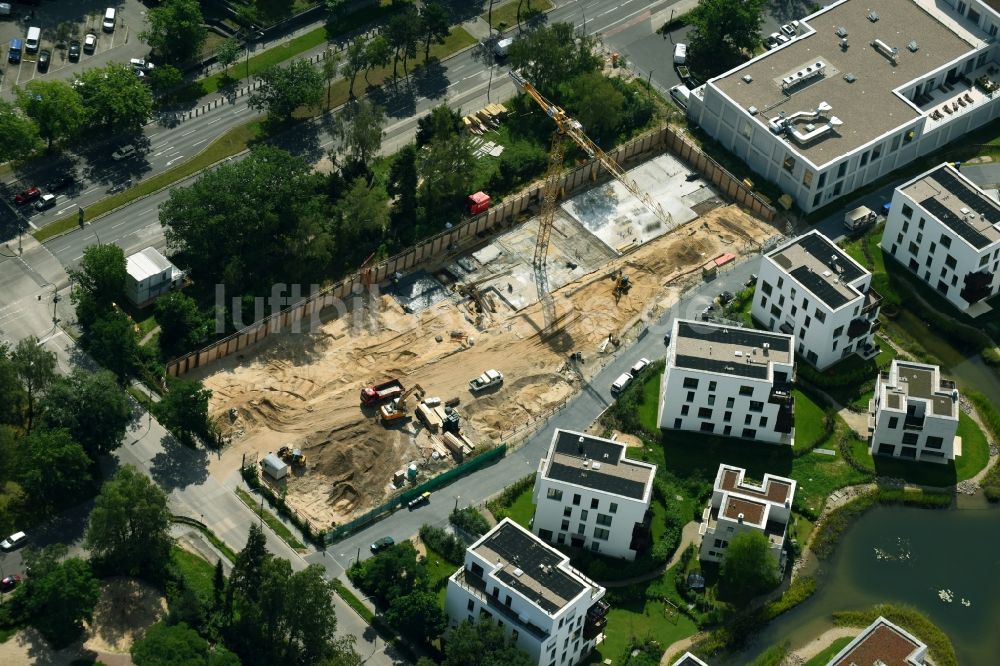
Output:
[[171, 515, 239, 563], [480, 0, 553, 28], [34, 121, 262, 243], [235, 486, 307, 550], [331, 578, 375, 623], [171, 546, 217, 599]]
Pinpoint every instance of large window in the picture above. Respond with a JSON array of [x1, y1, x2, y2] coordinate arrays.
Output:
[[593, 527, 610, 540], [683, 377, 699, 389], [547, 488, 563, 501], [596, 513, 612, 526]]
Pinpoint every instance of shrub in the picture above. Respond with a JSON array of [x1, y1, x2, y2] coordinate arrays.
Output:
[[449, 507, 490, 537], [486, 473, 535, 518], [763, 577, 816, 619], [418, 525, 465, 564]]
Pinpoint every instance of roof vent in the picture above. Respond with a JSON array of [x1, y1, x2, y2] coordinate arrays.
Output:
[[513, 567, 524, 577], [743, 74, 753, 83], [844, 73, 857, 83], [835, 26, 848, 37], [748, 105, 758, 115], [592, 461, 602, 470], [735, 350, 743, 357], [961, 207, 971, 215], [763, 342, 770, 349], [907, 40, 919, 52], [738, 513, 745, 523], [867, 10, 880, 22], [823, 270, 832, 277]]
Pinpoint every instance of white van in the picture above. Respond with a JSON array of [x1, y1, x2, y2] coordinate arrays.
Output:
[[25, 26, 40, 53], [673, 42, 687, 64], [102, 7, 116, 33], [610, 372, 632, 394], [669, 84, 691, 109]]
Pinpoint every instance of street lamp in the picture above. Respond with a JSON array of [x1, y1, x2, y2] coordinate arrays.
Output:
[[454, 495, 461, 512]]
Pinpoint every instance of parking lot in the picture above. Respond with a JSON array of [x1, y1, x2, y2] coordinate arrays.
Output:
[[0, 0, 151, 98]]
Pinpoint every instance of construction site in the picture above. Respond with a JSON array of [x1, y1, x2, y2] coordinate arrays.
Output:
[[197, 134, 782, 531]]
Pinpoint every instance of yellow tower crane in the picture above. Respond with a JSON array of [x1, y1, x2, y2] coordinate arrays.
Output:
[[509, 70, 674, 331]]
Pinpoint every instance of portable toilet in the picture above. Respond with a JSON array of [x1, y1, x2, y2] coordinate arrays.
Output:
[[261, 453, 289, 480]]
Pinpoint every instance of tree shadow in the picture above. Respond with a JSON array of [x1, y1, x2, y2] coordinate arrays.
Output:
[[267, 116, 326, 166], [767, 0, 816, 24], [149, 433, 210, 491], [413, 58, 450, 101], [19, 627, 93, 666], [437, 0, 488, 23], [368, 79, 417, 120]]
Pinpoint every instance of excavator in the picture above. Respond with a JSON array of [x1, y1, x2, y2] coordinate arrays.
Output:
[[277, 446, 306, 467], [612, 270, 632, 303], [380, 384, 425, 424]]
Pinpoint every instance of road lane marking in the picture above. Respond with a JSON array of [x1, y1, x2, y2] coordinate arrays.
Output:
[[166, 155, 184, 166], [138, 208, 154, 216], [207, 117, 223, 125], [112, 221, 126, 229], [82, 186, 98, 195], [192, 138, 209, 146], [181, 129, 198, 137]]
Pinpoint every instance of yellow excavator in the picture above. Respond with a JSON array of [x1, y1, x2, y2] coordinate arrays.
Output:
[[277, 446, 306, 467], [380, 384, 425, 423]]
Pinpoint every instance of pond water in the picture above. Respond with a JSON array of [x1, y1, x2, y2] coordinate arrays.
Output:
[[723, 498, 1000, 665]]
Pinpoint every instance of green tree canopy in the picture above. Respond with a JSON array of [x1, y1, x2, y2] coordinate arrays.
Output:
[[216, 38, 242, 76], [156, 291, 211, 358], [385, 588, 446, 643], [419, 3, 450, 60], [149, 64, 185, 98], [560, 71, 625, 147], [362, 36, 392, 84], [40, 368, 131, 457], [0, 343, 26, 426], [76, 64, 154, 133], [11, 336, 56, 432], [418, 132, 476, 224], [157, 377, 212, 443], [388, 144, 419, 241], [85, 465, 173, 577], [348, 540, 425, 605], [131, 621, 241, 666], [507, 22, 601, 96], [0, 98, 40, 161], [415, 104, 462, 147], [336, 177, 390, 245], [71, 243, 127, 313], [16, 546, 100, 647], [142, 0, 208, 65], [248, 58, 324, 121], [86, 308, 140, 380], [719, 529, 780, 599], [441, 620, 534, 666], [18, 428, 92, 511], [386, 9, 420, 78], [341, 37, 367, 98], [15, 80, 87, 149], [333, 99, 386, 169], [687, 0, 766, 71]]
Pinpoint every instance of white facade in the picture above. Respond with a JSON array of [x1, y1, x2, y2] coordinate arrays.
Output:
[[532, 430, 656, 560], [753, 230, 881, 370], [125, 247, 183, 306], [869, 360, 960, 463], [658, 320, 796, 445], [445, 519, 609, 666], [882, 163, 1000, 312], [686, 0, 1000, 213], [698, 465, 796, 571], [826, 616, 927, 665]]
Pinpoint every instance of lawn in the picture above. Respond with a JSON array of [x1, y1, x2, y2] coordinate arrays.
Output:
[[171, 546, 217, 601], [423, 545, 461, 606], [235, 487, 306, 550], [803, 636, 853, 666], [848, 412, 989, 486], [794, 389, 829, 452], [480, 0, 553, 29], [593, 578, 698, 664], [498, 484, 536, 530], [637, 369, 662, 433]]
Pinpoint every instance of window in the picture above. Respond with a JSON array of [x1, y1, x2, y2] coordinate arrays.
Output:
[[813, 193, 822, 207], [759, 416, 768, 427], [815, 310, 826, 324], [597, 513, 612, 526], [708, 381, 717, 392], [945, 254, 957, 269], [791, 305, 798, 316], [726, 396, 735, 408], [698, 407, 713, 418], [724, 410, 732, 422], [918, 217, 925, 230], [940, 234, 951, 249], [686, 391, 696, 403], [547, 488, 563, 501], [834, 181, 843, 196], [803, 169, 814, 187], [926, 436, 944, 449], [833, 341, 838, 351], [580, 510, 588, 521], [708, 395, 716, 406], [681, 405, 690, 416], [467, 599, 475, 611], [860, 151, 870, 167], [590, 542, 599, 552], [802, 297, 809, 309], [700, 422, 715, 433], [799, 327, 806, 339], [937, 281, 949, 295], [471, 562, 484, 577], [837, 162, 847, 178], [540, 528, 553, 540], [563, 506, 572, 517], [761, 281, 773, 296], [739, 385, 754, 396], [980, 255, 989, 267], [593, 527, 610, 540], [807, 350, 818, 364], [744, 414, 752, 425], [804, 315, 812, 328], [683, 377, 700, 389], [749, 400, 764, 413], [783, 154, 796, 172], [561, 519, 570, 531], [833, 325, 844, 337], [714, 538, 723, 548], [572, 493, 581, 506], [724, 425, 732, 436], [890, 134, 901, 152], [777, 277, 784, 289], [902, 432, 919, 446], [888, 416, 900, 430], [770, 304, 781, 318], [591, 497, 599, 510], [577, 523, 585, 534], [908, 241, 919, 256], [778, 295, 785, 306], [871, 144, 882, 161], [610, 502, 618, 514], [673, 418, 682, 429], [742, 428, 757, 439], [557, 533, 565, 544]]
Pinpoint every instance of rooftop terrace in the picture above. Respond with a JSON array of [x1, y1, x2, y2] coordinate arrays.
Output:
[[544, 430, 655, 501], [767, 231, 868, 309], [901, 164, 1000, 250]]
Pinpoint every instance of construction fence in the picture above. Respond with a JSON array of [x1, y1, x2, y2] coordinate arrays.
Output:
[[165, 124, 776, 378]]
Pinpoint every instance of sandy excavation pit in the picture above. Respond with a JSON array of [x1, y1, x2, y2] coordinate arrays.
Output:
[[199, 168, 781, 530]]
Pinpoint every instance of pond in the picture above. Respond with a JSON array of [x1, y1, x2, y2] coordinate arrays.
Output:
[[724, 497, 1000, 665]]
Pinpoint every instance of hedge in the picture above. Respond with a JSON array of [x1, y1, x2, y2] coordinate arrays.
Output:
[[485, 473, 535, 519], [418, 525, 465, 564], [449, 507, 490, 537]]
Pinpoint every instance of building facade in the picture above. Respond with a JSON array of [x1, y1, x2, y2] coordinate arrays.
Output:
[[882, 162, 1000, 312], [869, 360, 960, 463], [753, 231, 881, 370], [686, 0, 1000, 213], [658, 320, 796, 445], [125, 247, 183, 307], [445, 519, 609, 666], [698, 464, 796, 571], [532, 430, 656, 560], [826, 616, 928, 666]]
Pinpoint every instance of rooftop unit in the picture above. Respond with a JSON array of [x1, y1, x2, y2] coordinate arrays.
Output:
[[872, 38, 899, 64], [781, 61, 826, 90]]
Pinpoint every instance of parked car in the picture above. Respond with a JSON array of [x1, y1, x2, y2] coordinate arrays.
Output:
[[610, 372, 632, 394], [34, 193, 56, 211], [664, 332, 672, 346], [36, 49, 50, 72], [781, 22, 798, 37], [111, 145, 137, 161], [129, 58, 155, 71], [46, 174, 74, 191], [407, 491, 431, 511], [68, 40, 81, 62], [673, 42, 687, 64], [0, 531, 26, 551], [630, 358, 651, 376], [370, 536, 394, 553], [83, 33, 97, 54], [469, 369, 503, 393], [0, 575, 21, 592], [13, 186, 40, 205]]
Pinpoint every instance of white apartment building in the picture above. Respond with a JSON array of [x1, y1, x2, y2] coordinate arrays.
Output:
[[826, 616, 928, 666], [532, 430, 656, 560], [882, 162, 1000, 313], [658, 320, 796, 445], [125, 247, 184, 307], [869, 360, 960, 463], [753, 230, 882, 370], [445, 518, 609, 666], [686, 0, 1000, 213], [699, 464, 796, 570]]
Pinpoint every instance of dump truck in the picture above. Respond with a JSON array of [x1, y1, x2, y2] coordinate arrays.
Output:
[[360, 379, 404, 407], [844, 205, 877, 233], [469, 369, 503, 394]]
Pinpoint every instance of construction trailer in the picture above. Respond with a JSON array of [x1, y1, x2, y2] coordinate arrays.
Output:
[[261, 453, 289, 480]]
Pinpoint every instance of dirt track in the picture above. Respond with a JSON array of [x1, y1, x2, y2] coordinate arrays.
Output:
[[199, 205, 778, 529]]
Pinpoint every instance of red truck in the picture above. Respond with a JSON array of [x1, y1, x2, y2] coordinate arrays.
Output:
[[360, 379, 404, 407]]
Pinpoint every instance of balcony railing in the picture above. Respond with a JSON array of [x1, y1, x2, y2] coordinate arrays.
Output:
[[903, 417, 925, 431], [863, 287, 883, 314], [453, 570, 550, 641]]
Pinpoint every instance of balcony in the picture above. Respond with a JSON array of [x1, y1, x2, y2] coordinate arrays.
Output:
[[774, 403, 794, 435], [769, 385, 794, 405], [862, 287, 882, 315], [584, 600, 609, 640], [453, 569, 550, 641], [903, 417, 925, 431], [940, 378, 956, 391]]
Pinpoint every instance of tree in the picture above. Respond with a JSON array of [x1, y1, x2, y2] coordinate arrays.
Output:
[[15, 80, 87, 150], [86, 309, 140, 380], [85, 465, 173, 577], [562, 71, 625, 146], [415, 103, 462, 147], [217, 38, 242, 76], [11, 336, 56, 432], [0, 344, 27, 426], [337, 177, 390, 242], [341, 37, 366, 98], [254, 0, 295, 24], [419, 3, 450, 60], [0, 99, 40, 162], [348, 541, 425, 605], [388, 144, 418, 239], [142, 0, 207, 65], [284, 565, 340, 663], [386, 10, 420, 79], [362, 36, 392, 85], [418, 133, 476, 221], [687, 0, 766, 70], [157, 377, 212, 443], [213, 559, 226, 610], [322, 51, 341, 111], [76, 64, 154, 132], [334, 99, 385, 169], [40, 368, 131, 458], [149, 64, 185, 98], [132, 621, 240, 666], [507, 22, 601, 96], [71, 243, 127, 312], [18, 429, 92, 510], [386, 589, 446, 643], [249, 58, 324, 121], [441, 620, 534, 666], [719, 530, 780, 599], [16, 546, 100, 647], [228, 523, 268, 617], [156, 292, 211, 358]]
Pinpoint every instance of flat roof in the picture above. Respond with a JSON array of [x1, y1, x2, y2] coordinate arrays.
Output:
[[473, 520, 587, 615], [718, 466, 794, 505], [831, 617, 926, 666], [712, 0, 976, 164], [722, 496, 766, 525], [887, 360, 957, 417], [901, 164, 1000, 250], [767, 231, 867, 309], [673, 320, 792, 381], [126, 246, 176, 281], [544, 430, 655, 501]]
